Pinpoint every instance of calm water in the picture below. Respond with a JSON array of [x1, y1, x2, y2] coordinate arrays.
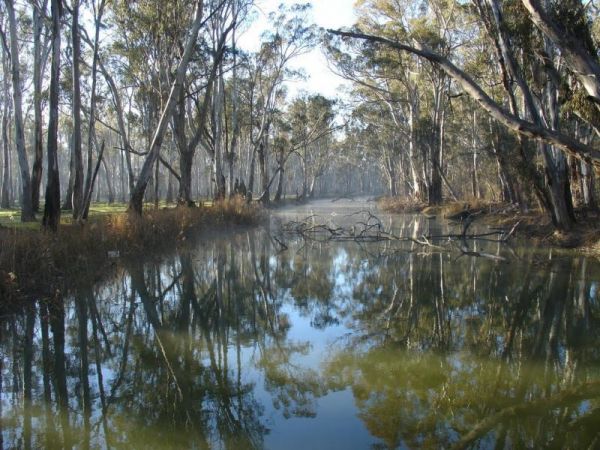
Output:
[[2, 200, 600, 449]]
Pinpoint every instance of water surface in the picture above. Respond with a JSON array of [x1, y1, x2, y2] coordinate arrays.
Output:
[[2, 200, 600, 449]]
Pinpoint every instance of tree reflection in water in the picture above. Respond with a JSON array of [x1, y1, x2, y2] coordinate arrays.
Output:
[[1, 218, 599, 449]]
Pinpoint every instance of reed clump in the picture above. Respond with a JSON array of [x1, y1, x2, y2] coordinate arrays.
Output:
[[0, 199, 265, 309]]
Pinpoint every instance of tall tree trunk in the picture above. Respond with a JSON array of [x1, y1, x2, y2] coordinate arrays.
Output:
[[5, 0, 35, 221], [539, 30, 575, 230], [428, 97, 444, 205], [258, 135, 270, 204], [274, 146, 285, 202], [166, 169, 173, 204], [80, 141, 105, 216], [228, 12, 239, 198], [153, 156, 160, 208], [178, 150, 194, 206], [101, 157, 114, 204], [78, 0, 105, 221], [63, 135, 75, 210], [246, 147, 256, 203], [471, 109, 481, 199], [42, 0, 62, 232], [408, 99, 421, 201], [580, 159, 596, 209], [119, 145, 126, 202], [1, 68, 12, 209], [71, 0, 84, 218], [31, 1, 47, 213], [213, 70, 226, 200], [274, 167, 285, 202]]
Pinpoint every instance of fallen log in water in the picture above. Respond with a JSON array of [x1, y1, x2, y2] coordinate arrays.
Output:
[[279, 211, 519, 260]]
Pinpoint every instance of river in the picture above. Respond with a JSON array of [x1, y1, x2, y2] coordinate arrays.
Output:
[[1, 199, 599, 449]]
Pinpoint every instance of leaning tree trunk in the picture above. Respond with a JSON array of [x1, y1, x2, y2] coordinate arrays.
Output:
[[42, 0, 62, 232], [327, 27, 600, 173], [5, 0, 34, 222], [173, 35, 222, 206], [78, 0, 105, 222], [129, 1, 205, 215]]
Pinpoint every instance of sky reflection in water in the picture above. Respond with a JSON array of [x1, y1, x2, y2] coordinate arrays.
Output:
[[1, 202, 600, 449]]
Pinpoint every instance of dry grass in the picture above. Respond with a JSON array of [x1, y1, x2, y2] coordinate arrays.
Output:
[[377, 197, 427, 214], [378, 196, 600, 254], [378, 197, 503, 218], [0, 197, 264, 310]]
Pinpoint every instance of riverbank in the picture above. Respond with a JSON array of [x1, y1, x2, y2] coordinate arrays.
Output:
[[378, 197, 600, 253], [0, 197, 265, 309]]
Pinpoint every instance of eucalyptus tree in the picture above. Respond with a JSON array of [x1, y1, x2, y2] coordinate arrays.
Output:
[[348, 101, 402, 196], [42, 0, 62, 231], [473, 0, 577, 228], [329, 0, 600, 229], [109, 0, 192, 207], [243, 3, 317, 203], [116, 0, 206, 215], [288, 94, 337, 199], [194, 0, 248, 201], [31, 0, 49, 213], [71, 0, 84, 218], [4, 0, 35, 221], [0, 26, 12, 209], [327, 0, 467, 205]]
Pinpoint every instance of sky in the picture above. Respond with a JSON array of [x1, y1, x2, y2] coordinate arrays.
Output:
[[239, 0, 357, 99]]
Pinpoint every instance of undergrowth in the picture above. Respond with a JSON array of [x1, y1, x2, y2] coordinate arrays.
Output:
[[0, 197, 264, 309], [378, 196, 600, 252]]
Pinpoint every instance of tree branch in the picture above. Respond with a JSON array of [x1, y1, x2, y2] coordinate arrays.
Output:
[[327, 28, 600, 172]]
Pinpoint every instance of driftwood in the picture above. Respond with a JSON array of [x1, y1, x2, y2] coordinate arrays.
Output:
[[279, 211, 519, 260]]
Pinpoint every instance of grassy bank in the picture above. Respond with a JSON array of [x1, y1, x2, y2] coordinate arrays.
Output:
[[378, 197, 600, 253], [0, 197, 265, 309]]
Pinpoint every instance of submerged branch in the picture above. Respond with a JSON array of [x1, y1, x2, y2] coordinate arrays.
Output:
[[279, 211, 515, 259]]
